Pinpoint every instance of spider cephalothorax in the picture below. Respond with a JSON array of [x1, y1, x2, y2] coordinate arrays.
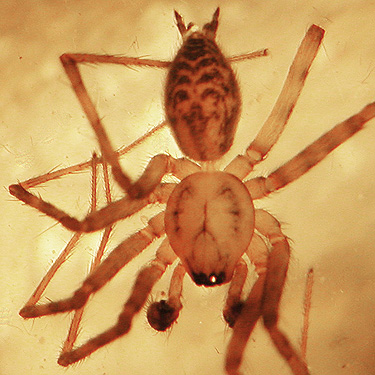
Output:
[[9, 8, 375, 375], [165, 171, 254, 286]]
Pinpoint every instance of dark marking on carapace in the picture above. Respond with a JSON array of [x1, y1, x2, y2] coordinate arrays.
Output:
[[219, 185, 242, 232]]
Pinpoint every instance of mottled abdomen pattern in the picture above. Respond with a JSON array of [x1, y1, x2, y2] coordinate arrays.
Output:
[[165, 33, 241, 161]]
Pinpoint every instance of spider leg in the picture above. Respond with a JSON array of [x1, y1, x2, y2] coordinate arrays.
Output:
[[22, 155, 101, 308], [225, 25, 324, 179], [19, 120, 168, 189], [9, 153, 199, 230], [63, 158, 114, 353], [245, 102, 375, 198], [9, 182, 176, 232], [57, 236, 177, 366], [225, 273, 265, 375], [19, 211, 165, 319], [301, 268, 314, 362], [227, 48, 268, 63], [20, 156, 115, 352], [63, 228, 113, 353], [223, 259, 248, 327], [225, 233, 268, 374], [9, 183, 148, 231], [255, 209, 309, 375], [61, 53, 187, 198], [147, 260, 186, 331], [18, 48, 265, 191]]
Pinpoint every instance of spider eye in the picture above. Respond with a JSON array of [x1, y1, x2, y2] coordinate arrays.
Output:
[[192, 271, 225, 286]]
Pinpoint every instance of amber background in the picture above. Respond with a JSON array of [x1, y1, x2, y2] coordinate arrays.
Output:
[[1, 1, 375, 374]]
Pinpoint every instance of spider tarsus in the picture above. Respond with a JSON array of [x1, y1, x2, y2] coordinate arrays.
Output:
[[147, 300, 178, 331], [223, 301, 245, 328], [58, 351, 77, 367], [9, 184, 25, 198], [9, 184, 83, 231], [19, 305, 38, 319]]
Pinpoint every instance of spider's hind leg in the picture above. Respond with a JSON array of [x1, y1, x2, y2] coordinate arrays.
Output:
[[249, 102, 375, 197]]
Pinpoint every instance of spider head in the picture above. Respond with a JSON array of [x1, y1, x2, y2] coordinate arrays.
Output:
[[174, 7, 219, 40]]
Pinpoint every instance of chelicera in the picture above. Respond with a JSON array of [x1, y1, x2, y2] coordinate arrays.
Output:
[[9, 8, 375, 375]]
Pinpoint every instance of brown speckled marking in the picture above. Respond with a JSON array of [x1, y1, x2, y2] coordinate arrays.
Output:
[[165, 29, 241, 161]]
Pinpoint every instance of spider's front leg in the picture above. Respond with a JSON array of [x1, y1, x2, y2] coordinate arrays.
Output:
[[20, 154, 108, 321], [226, 210, 309, 375], [254, 210, 309, 375], [225, 273, 265, 375]]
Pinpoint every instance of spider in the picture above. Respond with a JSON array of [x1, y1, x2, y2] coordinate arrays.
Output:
[[9, 8, 375, 375]]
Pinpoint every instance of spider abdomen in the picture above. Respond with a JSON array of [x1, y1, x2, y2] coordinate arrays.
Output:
[[164, 171, 254, 286], [165, 33, 241, 161]]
